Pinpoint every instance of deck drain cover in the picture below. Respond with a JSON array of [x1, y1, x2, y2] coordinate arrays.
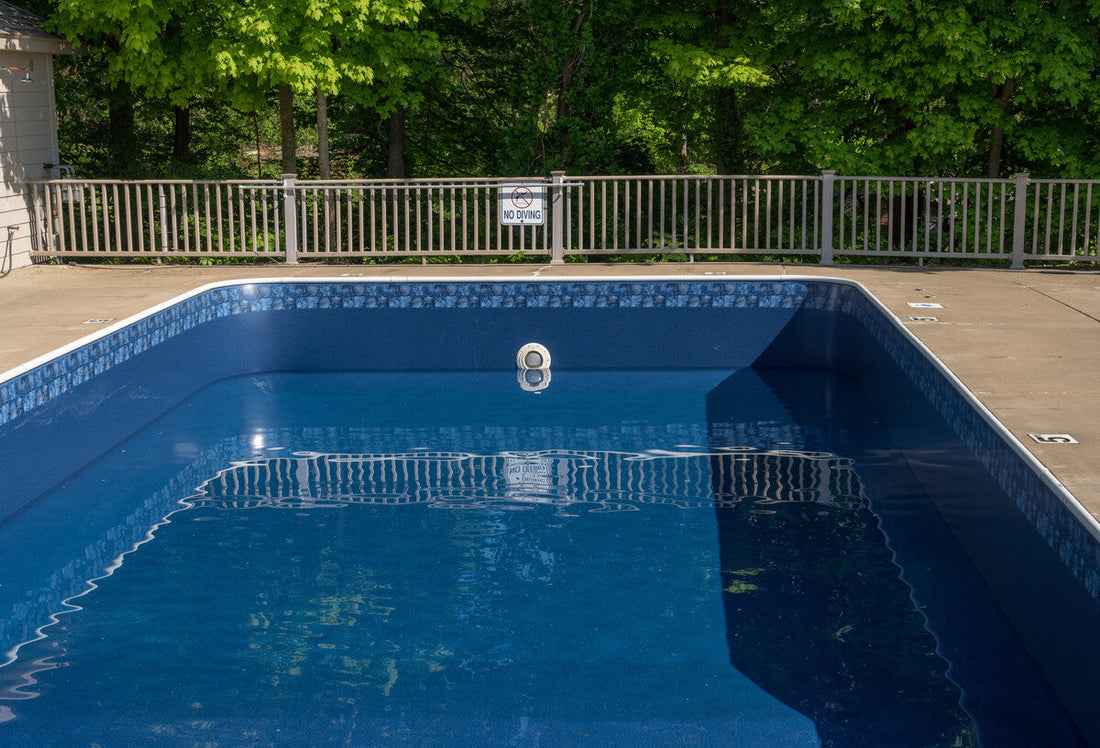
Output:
[[1028, 433, 1078, 444], [82, 318, 115, 324], [907, 302, 943, 309]]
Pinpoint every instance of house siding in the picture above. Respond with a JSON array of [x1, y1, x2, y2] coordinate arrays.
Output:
[[0, 49, 58, 271]]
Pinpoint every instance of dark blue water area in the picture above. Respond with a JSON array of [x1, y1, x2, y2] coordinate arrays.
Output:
[[0, 368, 1091, 747]]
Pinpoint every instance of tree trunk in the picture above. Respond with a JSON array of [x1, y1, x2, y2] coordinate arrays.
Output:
[[172, 105, 191, 164], [386, 104, 407, 179], [713, 87, 744, 175], [108, 83, 137, 175], [713, 0, 743, 174], [555, 4, 589, 167], [279, 84, 297, 175], [316, 88, 331, 180], [252, 111, 263, 178], [317, 89, 334, 246], [107, 83, 138, 248], [986, 78, 1018, 178]]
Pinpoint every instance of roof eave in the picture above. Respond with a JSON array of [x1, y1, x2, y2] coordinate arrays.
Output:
[[0, 34, 74, 55]]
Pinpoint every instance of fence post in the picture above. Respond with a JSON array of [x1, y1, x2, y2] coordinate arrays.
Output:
[[550, 170, 565, 263], [282, 173, 298, 264], [41, 182, 56, 254], [1011, 172, 1029, 269], [820, 170, 836, 265], [24, 183, 38, 255], [32, 182, 52, 255]]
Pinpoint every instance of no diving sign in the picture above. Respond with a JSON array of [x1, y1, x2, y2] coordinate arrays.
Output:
[[499, 182, 545, 226]]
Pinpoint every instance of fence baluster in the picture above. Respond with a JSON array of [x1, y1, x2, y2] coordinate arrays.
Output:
[[1044, 183, 1054, 254], [1058, 184, 1068, 255], [800, 179, 808, 251], [770, 180, 778, 250], [1084, 183, 1093, 258], [260, 185, 269, 253], [62, 184, 76, 254], [1070, 183, 1080, 256]]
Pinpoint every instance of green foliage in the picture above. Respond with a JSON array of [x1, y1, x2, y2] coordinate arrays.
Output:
[[40, 0, 1100, 180], [761, 0, 1100, 176]]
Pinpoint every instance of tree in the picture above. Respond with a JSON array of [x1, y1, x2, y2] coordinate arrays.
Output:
[[49, 0, 488, 176], [643, 0, 771, 173], [741, 0, 1100, 177], [45, 0, 1100, 180], [397, 0, 676, 176], [209, 0, 489, 175]]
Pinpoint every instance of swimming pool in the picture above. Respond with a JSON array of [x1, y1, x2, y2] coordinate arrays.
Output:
[[0, 278, 1098, 746]]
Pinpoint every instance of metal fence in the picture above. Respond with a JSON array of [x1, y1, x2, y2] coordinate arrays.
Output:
[[562, 175, 822, 258], [26, 171, 1100, 266]]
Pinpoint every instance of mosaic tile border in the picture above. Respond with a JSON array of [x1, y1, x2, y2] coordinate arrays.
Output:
[[0, 280, 812, 427], [1, 277, 1096, 599]]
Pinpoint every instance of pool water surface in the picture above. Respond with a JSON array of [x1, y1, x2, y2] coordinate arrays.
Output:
[[1, 278, 1099, 747], [0, 368, 1091, 747]]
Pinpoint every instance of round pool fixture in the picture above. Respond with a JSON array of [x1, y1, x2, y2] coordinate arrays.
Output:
[[518, 367, 551, 392], [517, 343, 551, 392], [517, 343, 551, 371]]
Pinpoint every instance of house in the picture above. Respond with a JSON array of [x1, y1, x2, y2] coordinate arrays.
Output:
[[0, 1, 70, 272]]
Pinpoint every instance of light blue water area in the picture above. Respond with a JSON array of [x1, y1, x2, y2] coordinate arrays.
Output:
[[0, 369, 1073, 746]]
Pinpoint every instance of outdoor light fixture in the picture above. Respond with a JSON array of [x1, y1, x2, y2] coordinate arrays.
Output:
[[4, 60, 33, 82], [3, 67, 31, 82]]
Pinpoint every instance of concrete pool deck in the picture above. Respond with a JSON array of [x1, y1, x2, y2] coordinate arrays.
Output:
[[0, 262, 1097, 526]]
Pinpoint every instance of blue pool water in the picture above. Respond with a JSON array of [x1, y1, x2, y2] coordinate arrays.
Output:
[[1, 279, 1099, 746]]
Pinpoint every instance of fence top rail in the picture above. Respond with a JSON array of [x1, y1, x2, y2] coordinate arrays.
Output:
[[29, 174, 1100, 188], [835, 176, 1016, 185], [1029, 178, 1100, 185], [241, 181, 581, 192], [570, 174, 819, 182], [26, 178, 286, 186], [25, 176, 555, 188], [305, 176, 552, 185], [278, 177, 551, 186], [28, 173, 835, 187]]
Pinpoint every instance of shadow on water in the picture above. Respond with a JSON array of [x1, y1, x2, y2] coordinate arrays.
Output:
[[706, 367, 1096, 747]]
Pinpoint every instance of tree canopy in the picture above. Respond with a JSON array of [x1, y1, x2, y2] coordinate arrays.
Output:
[[35, 0, 1100, 179]]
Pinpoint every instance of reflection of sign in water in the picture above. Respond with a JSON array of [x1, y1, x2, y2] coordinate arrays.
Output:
[[498, 182, 545, 226], [505, 455, 561, 498]]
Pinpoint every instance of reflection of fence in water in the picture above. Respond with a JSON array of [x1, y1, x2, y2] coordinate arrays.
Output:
[[188, 448, 866, 512], [0, 441, 866, 707]]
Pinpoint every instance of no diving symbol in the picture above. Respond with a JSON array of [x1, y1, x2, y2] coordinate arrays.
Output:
[[498, 181, 545, 225], [511, 186, 534, 209]]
